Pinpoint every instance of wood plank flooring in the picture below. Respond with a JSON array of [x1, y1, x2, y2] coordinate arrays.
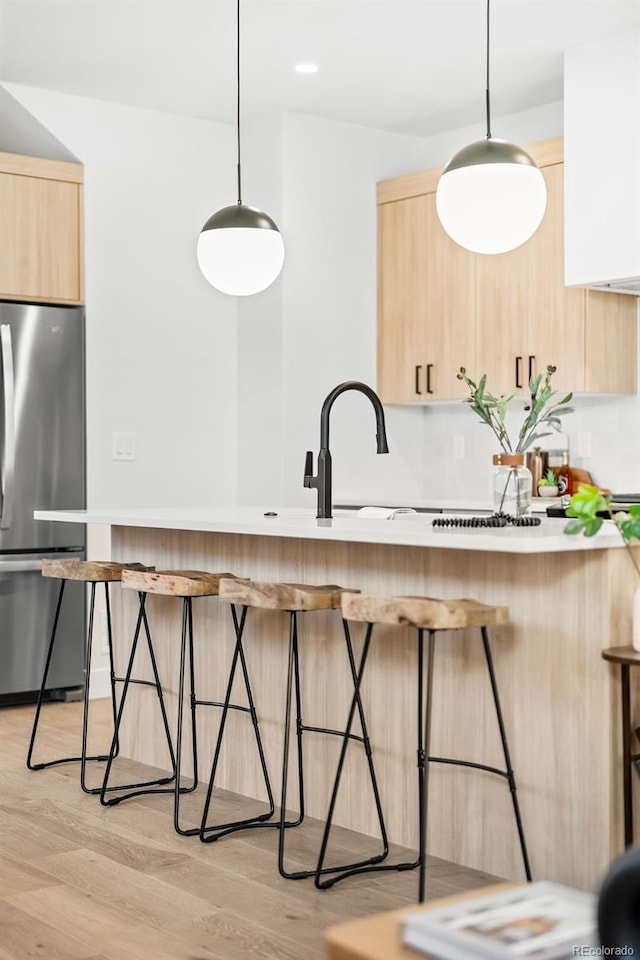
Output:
[[0, 700, 502, 960]]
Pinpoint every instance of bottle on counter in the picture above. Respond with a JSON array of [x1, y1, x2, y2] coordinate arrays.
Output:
[[525, 447, 547, 495], [548, 448, 571, 496]]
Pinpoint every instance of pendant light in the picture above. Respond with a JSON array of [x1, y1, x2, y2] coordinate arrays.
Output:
[[197, 0, 285, 295], [436, 0, 547, 255]]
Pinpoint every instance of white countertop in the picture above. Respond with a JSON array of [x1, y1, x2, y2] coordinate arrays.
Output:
[[33, 506, 625, 555]]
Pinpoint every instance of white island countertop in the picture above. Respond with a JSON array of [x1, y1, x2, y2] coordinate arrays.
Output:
[[34, 506, 625, 555]]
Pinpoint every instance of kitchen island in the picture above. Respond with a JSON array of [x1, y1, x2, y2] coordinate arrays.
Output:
[[35, 507, 639, 891]]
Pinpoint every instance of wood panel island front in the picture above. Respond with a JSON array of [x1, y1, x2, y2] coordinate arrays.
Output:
[[34, 507, 640, 892]]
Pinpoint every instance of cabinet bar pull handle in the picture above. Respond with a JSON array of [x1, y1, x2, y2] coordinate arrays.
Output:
[[528, 355, 536, 384], [426, 363, 434, 394], [515, 356, 523, 389], [415, 365, 422, 395]]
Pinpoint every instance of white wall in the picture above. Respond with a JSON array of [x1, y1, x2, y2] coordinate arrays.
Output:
[[279, 112, 441, 508], [236, 113, 285, 507], [4, 82, 239, 511]]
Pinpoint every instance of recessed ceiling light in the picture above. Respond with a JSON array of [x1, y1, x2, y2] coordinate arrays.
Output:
[[295, 63, 318, 74]]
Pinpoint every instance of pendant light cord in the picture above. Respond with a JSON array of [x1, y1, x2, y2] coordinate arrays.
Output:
[[236, 0, 242, 205], [485, 0, 492, 139]]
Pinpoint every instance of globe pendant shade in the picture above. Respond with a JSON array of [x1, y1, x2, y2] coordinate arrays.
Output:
[[436, 139, 547, 255], [197, 204, 285, 296]]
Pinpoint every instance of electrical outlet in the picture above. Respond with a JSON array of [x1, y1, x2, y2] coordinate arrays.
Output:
[[577, 431, 592, 459], [453, 435, 465, 460], [112, 432, 136, 461]]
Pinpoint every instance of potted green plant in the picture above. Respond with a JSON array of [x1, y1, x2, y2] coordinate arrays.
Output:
[[537, 469, 559, 498], [457, 365, 574, 516], [564, 484, 640, 650]]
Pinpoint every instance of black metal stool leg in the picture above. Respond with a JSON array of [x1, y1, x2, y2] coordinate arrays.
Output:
[[481, 625, 532, 881], [26, 579, 66, 770], [313, 622, 373, 885], [200, 604, 278, 841], [103, 580, 120, 761], [174, 598, 200, 836], [342, 618, 389, 860], [187, 597, 199, 795], [27, 579, 117, 777], [100, 593, 178, 806], [79, 582, 96, 790], [418, 629, 436, 903], [79, 582, 109, 794], [236, 609, 276, 817], [312, 619, 391, 887], [277, 612, 307, 877], [316, 623, 429, 890]]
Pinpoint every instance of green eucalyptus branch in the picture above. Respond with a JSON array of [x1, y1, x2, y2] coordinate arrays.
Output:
[[565, 484, 640, 580], [457, 365, 574, 455]]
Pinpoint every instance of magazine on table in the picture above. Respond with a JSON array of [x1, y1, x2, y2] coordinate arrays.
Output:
[[401, 882, 597, 960]]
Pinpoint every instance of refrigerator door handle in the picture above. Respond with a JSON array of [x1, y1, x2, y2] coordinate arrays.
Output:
[[0, 324, 16, 531], [0, 558, 46, 573], [0, 549, 84, 575]]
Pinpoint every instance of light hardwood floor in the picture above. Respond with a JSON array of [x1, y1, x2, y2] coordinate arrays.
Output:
[[0, 699, 501, 960]]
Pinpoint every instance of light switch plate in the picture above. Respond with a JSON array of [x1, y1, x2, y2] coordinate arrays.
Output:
[[112, 432, 136, 461]]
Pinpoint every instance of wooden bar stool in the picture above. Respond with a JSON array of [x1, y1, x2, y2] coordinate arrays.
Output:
[[601, 646, 640, 848], [26, 559, 152, 794], [316, 593, 532, 901], [99, 569, 262, 839], [200, 578, 390, 885]]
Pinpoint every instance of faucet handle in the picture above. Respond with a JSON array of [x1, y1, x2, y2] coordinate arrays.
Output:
[[304, 450, 314, 487]]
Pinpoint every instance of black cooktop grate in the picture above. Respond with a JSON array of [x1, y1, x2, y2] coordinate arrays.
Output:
[[433, 513, 542, 528]]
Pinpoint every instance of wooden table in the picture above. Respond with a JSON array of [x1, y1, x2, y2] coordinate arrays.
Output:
[[324, 883, 516, 960]]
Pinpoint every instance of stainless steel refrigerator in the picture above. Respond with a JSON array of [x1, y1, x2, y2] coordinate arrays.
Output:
[[0, 301, 86, 703]]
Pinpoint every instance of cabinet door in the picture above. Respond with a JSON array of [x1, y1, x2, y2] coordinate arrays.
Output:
[[584, 291, 638, 394], [422, 194, 475, 399], [377, 194, 475, 402], [0, 171, 82, 303], [377, 196, 429, 403], [526, 163, 586, 394], [474, 240, 530, 398], [475, 163, 586, 399]]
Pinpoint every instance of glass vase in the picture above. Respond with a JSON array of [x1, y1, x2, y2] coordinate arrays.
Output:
[[493, 454, 532, 517]]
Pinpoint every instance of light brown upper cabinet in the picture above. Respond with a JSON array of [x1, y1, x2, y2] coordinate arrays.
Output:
[[377, 138, 637, 402], [378, 184, 475, 402], [0, 152, 84, 305]]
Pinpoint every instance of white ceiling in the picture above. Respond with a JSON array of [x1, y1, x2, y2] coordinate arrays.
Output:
[[1, 0, 639, 138]]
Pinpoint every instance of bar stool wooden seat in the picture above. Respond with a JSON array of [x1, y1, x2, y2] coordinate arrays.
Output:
[[99, 569, 261, 839], [316, 592, 532, 901], [199, 577, 390, 885], [26, 559, 153, 795]]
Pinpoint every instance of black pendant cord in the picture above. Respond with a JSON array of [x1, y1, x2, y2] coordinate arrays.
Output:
[[485, 0, 492, 140], [236, 0, 242, 205]]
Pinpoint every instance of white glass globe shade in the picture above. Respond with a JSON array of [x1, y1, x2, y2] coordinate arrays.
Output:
[[197, 225, 285, 296], [436, 159, 547, 255]]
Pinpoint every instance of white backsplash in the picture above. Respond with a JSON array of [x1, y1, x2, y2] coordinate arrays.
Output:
[[333, 382, 640, 507], [429, 397, 639, 502]]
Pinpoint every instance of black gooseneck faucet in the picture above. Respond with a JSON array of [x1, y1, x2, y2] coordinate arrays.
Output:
[[304, 381, 389, 519]]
